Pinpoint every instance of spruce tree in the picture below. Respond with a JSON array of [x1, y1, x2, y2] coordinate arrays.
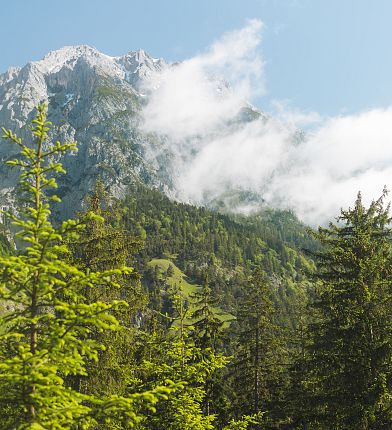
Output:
[[230, 268, 286, 427], [0, 104, 172, 429], [285, 295, 313, 429], [191, 274, 225, 350], [190, 274, 227, 418], [307, 191, 392, 429], [67, 179, 147, 400], [141, 281, 229, 429]]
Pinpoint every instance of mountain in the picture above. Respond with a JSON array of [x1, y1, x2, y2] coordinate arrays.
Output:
[[0, 45, 286, 218], [0, 46, 170, 217], [0, 47, 321, 428]]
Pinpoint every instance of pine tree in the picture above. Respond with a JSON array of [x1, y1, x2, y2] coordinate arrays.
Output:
[[307, 191, 392, 429], [67, 179, 147, 400], [230, 268, 286, 427], [190, 274, 227, 418], [191, 274, 225, 350], [141, 281, 229, 429], [0, 104, 172, 429]]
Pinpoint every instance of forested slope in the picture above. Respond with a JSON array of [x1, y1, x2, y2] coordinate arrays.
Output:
[[2, 105, 392, 429], [113, 185, 317, 329]]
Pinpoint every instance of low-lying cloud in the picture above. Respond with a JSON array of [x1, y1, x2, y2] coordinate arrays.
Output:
[[141, 20, 392, 226], [142, 19, 264, 140]]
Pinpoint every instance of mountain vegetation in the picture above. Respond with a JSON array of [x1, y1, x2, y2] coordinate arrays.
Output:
[[0, 72, 392, 428]]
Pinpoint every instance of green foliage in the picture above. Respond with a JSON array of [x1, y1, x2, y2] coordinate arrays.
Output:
[[5, 99, 392, 430], [228, 268, 288, 426], [141, 282, 229, 429], [305, 191, 392, 429], [222, 412, 264, 430], [67, 180, 147, 404], [190, 274, 225, 350], [121, 185, 316, 331], [111, 185, 317, 428], [0, 105, 173, 429]]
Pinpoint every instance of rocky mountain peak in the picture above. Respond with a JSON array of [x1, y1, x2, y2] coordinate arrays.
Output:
[[117, 48, 166, 87], [31, 45, 124, 80], [0, 45, 173, 218], [0, 45, 270, 220]]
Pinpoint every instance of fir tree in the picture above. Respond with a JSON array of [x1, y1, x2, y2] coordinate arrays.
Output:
[[230, 268, 286, 427], [191, 274, 225, 350], [285, 294, 313, 429], [141, 281, 229, 429], [307, 191, 392, 429], [190, 274, 227, 418], [0, 104, 172, 429], [67, 179, 147, 401]]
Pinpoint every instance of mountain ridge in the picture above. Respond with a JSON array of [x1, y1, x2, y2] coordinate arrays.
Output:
[[0, 45, 288, 219], [0, 45, 171, 217]]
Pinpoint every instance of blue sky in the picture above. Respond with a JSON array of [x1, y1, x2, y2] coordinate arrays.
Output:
[[1, 0, 391, 116]]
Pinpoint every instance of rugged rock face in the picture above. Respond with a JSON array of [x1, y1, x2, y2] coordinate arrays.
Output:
[[0, 45, 282, 219], [0, 45, 171, 218]]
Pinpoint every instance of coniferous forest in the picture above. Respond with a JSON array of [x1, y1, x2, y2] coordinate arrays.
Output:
[[1, 104, 392, 430]]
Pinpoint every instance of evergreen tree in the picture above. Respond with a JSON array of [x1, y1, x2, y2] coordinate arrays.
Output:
[[67, 179, 147, 401], [307, 191, 392, 429], [230, 268, 286, 427], [141, 281, 229, 429], [285, 295, 313, 429], [222, 412, 265, 430], [0, 104, 172, 429], [191, 274, 225, 350], [190, 275, 227, 419]]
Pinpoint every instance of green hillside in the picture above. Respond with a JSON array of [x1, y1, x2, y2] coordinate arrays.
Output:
[[115, 185, 317, 330], [147, 258, 199, 296], [147, 258, 234, 326]]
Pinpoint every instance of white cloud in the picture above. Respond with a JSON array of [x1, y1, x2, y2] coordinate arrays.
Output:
[[141, 19, 264, 141], [176, 120, 292, 203], [270, 99, 323, 130], [141, 20, 392, 226], [272, 109, 392, 224]]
